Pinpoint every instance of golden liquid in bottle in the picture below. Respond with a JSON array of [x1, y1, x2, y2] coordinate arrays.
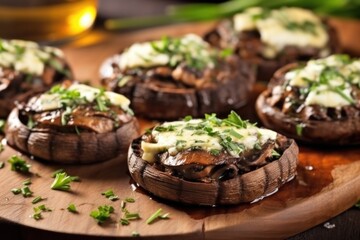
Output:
[[0, 0, 97, 42]]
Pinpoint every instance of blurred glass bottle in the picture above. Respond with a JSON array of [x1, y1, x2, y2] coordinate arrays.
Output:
[[0, 0, 97, 42]]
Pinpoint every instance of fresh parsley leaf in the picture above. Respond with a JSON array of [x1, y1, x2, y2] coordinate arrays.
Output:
[[51, 169, 65, 178], [32, 196, 45, 204], [8, 156, 31, 173], [101, 189, 119, 201], [296, 123, 305, 137], [51, 172, 76, 191], [67, 203, 78, 213], [90, 205, 114, 224], [223, 111, 248, 129], [146, 208, 170, 225]]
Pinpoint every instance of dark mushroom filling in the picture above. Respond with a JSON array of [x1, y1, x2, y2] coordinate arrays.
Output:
[[140, 111, 290, 183]]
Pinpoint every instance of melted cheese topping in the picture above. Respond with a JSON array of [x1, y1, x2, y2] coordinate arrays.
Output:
[[0, 39, 63, 75], [141, 119, 277, 163], [31, 83, 130, 112], [119, 34, 214, 70], [233, 7, 328, 59], [285, 55, 360, 107]]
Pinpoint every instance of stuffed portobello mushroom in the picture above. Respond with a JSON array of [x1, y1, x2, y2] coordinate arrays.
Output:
[[205, 7, 339, 81], [128, 111, 298, 205], [0, 38, 73, 118], [256, 54, 360, 145], [100, 34, 255, 120], [6, 82, 139, 164]]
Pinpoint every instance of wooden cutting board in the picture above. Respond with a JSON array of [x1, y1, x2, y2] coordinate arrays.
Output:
[[0, 19, 359, 240]]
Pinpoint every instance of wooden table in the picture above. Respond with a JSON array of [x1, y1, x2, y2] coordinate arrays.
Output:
[[0, 17, 360, 240]]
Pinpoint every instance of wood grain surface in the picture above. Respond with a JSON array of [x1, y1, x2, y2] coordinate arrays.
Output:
[[0, 19, 359, 240]]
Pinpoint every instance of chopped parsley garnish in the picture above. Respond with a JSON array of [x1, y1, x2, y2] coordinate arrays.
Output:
[[21, 186, 33, 197], [0, 162, 4, 169], [31, 204, 52, 221], [32, 196, 45, 204], [209, 149, 221, 156], [101, 189, 119, 201], [149, 35, 215, 70], [183, 115, 192, 122], [67, 203, 78, 213], [125, 197, 136, 203], [90, 205, 114, 224], [296, 123, 305, 137], [51, 172, 76, 191], [11, 188, 21, 195], [23, 178, 32, 186], [8, 155, 31, 173], [146, 208, 170, 225], [284, 20, 317, 35], [271, 149, 281, 158]]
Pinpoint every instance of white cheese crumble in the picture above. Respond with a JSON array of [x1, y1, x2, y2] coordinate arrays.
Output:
[[285, 55, 359, 107], [118, 34, 215, 70], [0, 39, 64, 75], [233, 7, 328, 59], [141, 119, 277, 163]]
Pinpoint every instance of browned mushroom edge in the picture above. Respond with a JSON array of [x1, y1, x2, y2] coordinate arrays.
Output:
[[204, 15, 340, 82], [5, 83, 140, 164], [0, 39, 73, 119], [256, 60, 360, 146], [100, 35, 256, 120], [128, 113, 298, 206]]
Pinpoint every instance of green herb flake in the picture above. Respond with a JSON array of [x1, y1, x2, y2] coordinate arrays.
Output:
[[32, 212, 42, 221], [101, 189, 119, 201], [21, 186, 33, 198], [11, 188, 21, 195], [90, 205, 114, 224], [146, 208, 170, 225], [296, 123, 305, 137], [209, 149, 221, 156], [271, 149, 281, 158], [0, 119, 5, 132], [125, 197, 135, 203], [220, 48, 233, 58], [132, 231, 140, 237], [23, 178, 32, 186], [0, 162, 4, 169], [120, 218, 130, 225], [183, 115, 192, 122], [51, 172, 76, 191], [223, 111, 248, 129], [8, 155, 31, 173], [67, 203, 78, 213], [32, 196, 45, 204], [254, 142, 262, 151]]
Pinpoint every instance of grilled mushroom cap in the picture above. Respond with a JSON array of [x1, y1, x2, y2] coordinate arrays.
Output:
[[256, 56, 360, 145], [5, 83, 139, 164], [100, 34, 255, 120], [128, 113, 298, 205], [0, 39, 73, 118], [204, 7, 340, 81]]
